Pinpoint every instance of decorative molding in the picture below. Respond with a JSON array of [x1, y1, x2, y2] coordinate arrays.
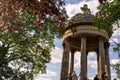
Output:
[[63, 25, 109, 40]]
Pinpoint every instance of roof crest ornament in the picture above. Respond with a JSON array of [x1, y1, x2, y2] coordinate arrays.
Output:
[[81, 4, 91, 15]]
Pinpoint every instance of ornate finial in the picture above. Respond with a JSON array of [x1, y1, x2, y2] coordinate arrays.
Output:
[[81, 4, 91, 15]]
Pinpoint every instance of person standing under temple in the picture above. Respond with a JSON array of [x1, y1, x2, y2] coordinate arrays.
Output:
[[102, 72, 106, 80], [104, 76, 109, 80], [68, 72, 72, 80], [94, 75, 99, 80], [72, 71, 78, 80]]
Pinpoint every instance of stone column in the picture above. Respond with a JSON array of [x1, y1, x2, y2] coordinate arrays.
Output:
[[60, 38, 70, 80], [98, 36, 105, 80], [105, 42, 111, 80], [95, 49, 100, 78], [70, 50, 75, 73], [86, 51, 89, 76], [80, 33, 87, 80]]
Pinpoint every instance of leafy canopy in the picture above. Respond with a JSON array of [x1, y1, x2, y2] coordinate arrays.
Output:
[[0, 0, 67, 31], [0, 0, 67, 79]]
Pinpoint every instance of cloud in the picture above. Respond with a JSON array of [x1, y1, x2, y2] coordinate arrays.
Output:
[[88, 52, 96, 59], [88, 60, 97, 69], [88, 52, 97, 69], [50, 48, 97, 70], [50, 47, 63, 63], [112, 28, 120, 37], [74, 52, 81, 68], [34, 77, 51, 80], [40, 70, 57, 77], [65, 0, 99, 18], [74, 52, 97, 69], [34, 70, 57, 80], [109, 37, 120, 44], [112, 21, 120, 36], [110, 59, 120, 65]]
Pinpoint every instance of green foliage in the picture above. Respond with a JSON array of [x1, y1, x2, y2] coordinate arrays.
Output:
[[0, 0, 68, 79], [112, 63, 120, 79], [94, 0, 120, 29], [0, 9, 59, 80]]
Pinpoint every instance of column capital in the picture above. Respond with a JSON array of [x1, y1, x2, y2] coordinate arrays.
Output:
[[80, 33, 87, 38], [62, 37, 70, 48], [104, 42, 110, 48], [98, 35, 105, 41], [95, 48, 99, 53], [70, 49, 76, 54]]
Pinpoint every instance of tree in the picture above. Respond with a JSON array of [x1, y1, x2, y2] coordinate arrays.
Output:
[[95, 0, 120, 78], [0, 0, 67, 79], [0, 0, 67, 30]]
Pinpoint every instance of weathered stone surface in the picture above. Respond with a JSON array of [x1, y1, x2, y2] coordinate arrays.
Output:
[[60, 4, 111, 80], [70, 13, 94, 25]]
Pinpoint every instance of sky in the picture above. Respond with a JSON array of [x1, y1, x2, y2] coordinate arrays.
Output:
[[34, 0, 120, 80]]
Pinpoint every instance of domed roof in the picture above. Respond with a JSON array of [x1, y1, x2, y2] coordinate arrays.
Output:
[[69, 4, 94, 26], [70, 13, 94, 25], [63, 4, 112, 41]]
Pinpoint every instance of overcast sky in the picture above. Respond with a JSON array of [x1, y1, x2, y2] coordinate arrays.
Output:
[[34, 0, 120, 80]]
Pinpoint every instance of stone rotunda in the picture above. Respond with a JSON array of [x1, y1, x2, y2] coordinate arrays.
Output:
[[60, 4, 112, 80]]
